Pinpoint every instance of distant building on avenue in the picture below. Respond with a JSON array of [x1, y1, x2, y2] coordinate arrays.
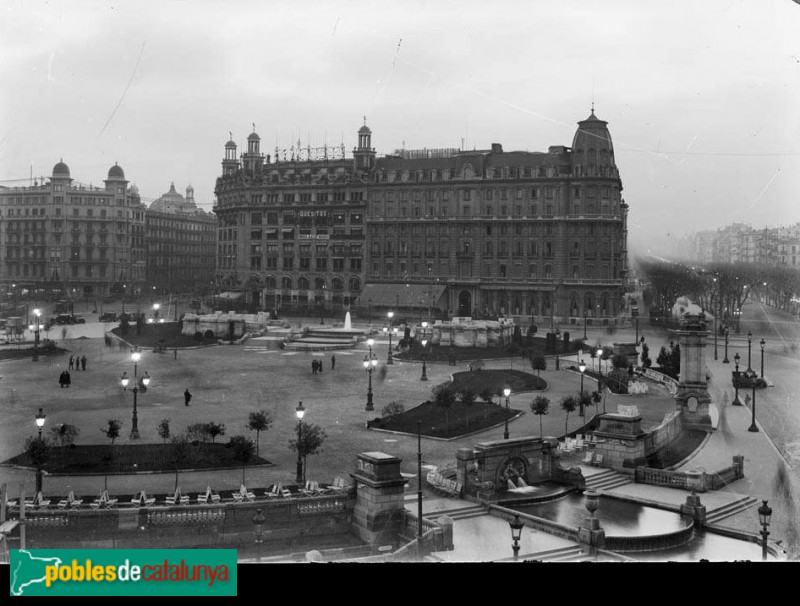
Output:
[[0, 161, 146, 299], [214, 111, 629, 324], [145, 183, 216, 296]]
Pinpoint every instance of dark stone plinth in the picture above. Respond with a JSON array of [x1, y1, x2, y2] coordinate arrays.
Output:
[[595, 413, 643, 437], [350, 452, 408, 547]]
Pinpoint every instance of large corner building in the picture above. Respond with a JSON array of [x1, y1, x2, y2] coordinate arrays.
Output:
[[0, 161, 146, 299], [214, 111, 629, 324]]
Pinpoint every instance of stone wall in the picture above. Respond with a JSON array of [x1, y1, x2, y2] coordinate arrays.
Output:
[[428, 317, 515, 349], [18, 496, 353, 551], [181, 312, 271, 339]]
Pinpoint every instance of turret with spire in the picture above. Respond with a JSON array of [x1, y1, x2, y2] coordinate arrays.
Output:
[[353, 116, 376, 172]]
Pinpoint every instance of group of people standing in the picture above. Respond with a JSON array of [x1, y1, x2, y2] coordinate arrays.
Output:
[[311, 355, 335, 374], [58, 354, 88, 387], [68, 355, 88, 371]]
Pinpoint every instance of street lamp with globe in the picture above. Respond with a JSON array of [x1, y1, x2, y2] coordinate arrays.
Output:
[[363, 339, 378, 416], [509, 514, 524, 561], [503, 385, 512, 439], [420, 322, 429, 381], [121, 348, 150, 439], [385, 311, 396, 364], [30, 308, 43, 362], [758, 500, 772, 561], [732, 353, 742, 406], [295, 401, 305, 483], [579, 359, 586, 417]]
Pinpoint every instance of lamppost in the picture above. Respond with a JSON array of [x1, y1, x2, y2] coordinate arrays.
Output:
[[503, 385, 511, 440], [420, 322, 429, 381], [733, 353, 742, 406], [760, 338, 766, 379], [634, 315, 639, 345], [35, 407, 46, 440], [748, 380, 759, 433], [583, 311, 587, 340], [121, 347, 150, 439], [554, 328, 561, 370], [35, 408, 46, 493], [30, 308, 42, 362], [386, 311, 395, 365], [746, 330, 753, 375], [597, 346, 606, 413], [295, 401, 305, 484], [417, 421, 423, 542], [579, 359, 586, 418], [758, 500, 772, 562], [509, 514, 524, 561], [363, 339, 377, 415], [723, 326, 730, 364]]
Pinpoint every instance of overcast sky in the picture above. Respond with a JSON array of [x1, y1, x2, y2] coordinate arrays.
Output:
[[2, 0, 799, 256]]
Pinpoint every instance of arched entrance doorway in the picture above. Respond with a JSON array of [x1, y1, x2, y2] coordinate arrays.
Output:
[[458, 290, 472, 316]]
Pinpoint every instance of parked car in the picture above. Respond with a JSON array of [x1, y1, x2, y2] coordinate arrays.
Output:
[[99, 312, 118, 322], [52, 314, 85, 325]]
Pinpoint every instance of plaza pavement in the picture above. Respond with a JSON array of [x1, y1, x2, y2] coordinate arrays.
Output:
[[1, 309, 797, 561]]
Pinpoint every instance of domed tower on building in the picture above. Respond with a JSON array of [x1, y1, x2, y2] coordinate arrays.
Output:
[[104, 162, 128, 192], [50, 159, 73, 185], [243, 127, 263, 174], [186, 184, 195, 205], [353, 118, 376, 172], [223, 135, 239, 176], [570, 107, 618, 178]]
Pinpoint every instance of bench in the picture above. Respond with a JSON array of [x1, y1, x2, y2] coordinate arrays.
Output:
[[427, 472, 462, 498]]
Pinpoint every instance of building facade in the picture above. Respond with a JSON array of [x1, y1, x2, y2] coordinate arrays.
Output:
[[214, 111, 629, 323], [145, 183, 216, 296], [214, 131, 368, 312], [0, 161, 146, 300]]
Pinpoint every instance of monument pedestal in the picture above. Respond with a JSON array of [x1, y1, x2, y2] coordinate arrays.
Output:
[[349, 452, 408, 547], [672, 315, 713, 432]]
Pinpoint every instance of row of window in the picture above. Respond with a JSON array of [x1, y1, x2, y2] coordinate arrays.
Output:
[[369, 200, 620, 219], [368, 261, 613, 280]]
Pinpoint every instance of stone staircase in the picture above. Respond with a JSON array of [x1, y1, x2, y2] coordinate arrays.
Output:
[[526, 545, 592, 562], [424, 504, 488, 521], [583, 469, 632, 492], [704, 496, 759, 525]]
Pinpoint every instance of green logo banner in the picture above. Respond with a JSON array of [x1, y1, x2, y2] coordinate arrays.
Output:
[[9, 549, 237, 596]]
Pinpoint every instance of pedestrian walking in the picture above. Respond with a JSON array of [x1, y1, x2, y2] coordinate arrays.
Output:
[[318, 359, 323, 373], [59, 370, 66, 388], [81, 355, 87, 371], [331, 355, 336, 370], [184, 388, 192, 406], [174, 348, 178, 360], [68, 355, 74, 370], [65, 371, 71, 388]]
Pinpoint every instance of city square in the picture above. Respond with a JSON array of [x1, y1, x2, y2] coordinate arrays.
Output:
[[1, 0, 800, 584]]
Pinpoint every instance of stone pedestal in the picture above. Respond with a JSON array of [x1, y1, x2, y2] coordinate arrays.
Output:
[[350, 452, 407, 547], [679, 489, 707, 527], [577, 490, 605, 550], [672, 314, 713, 431], [592, 413, 647, 469]]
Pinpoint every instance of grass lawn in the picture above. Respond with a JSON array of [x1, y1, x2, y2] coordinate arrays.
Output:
[[449, 369, 547, 394], [111, 322, 218, 349], [369, 399, 517, 439], [3, 443, 272, 475]]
